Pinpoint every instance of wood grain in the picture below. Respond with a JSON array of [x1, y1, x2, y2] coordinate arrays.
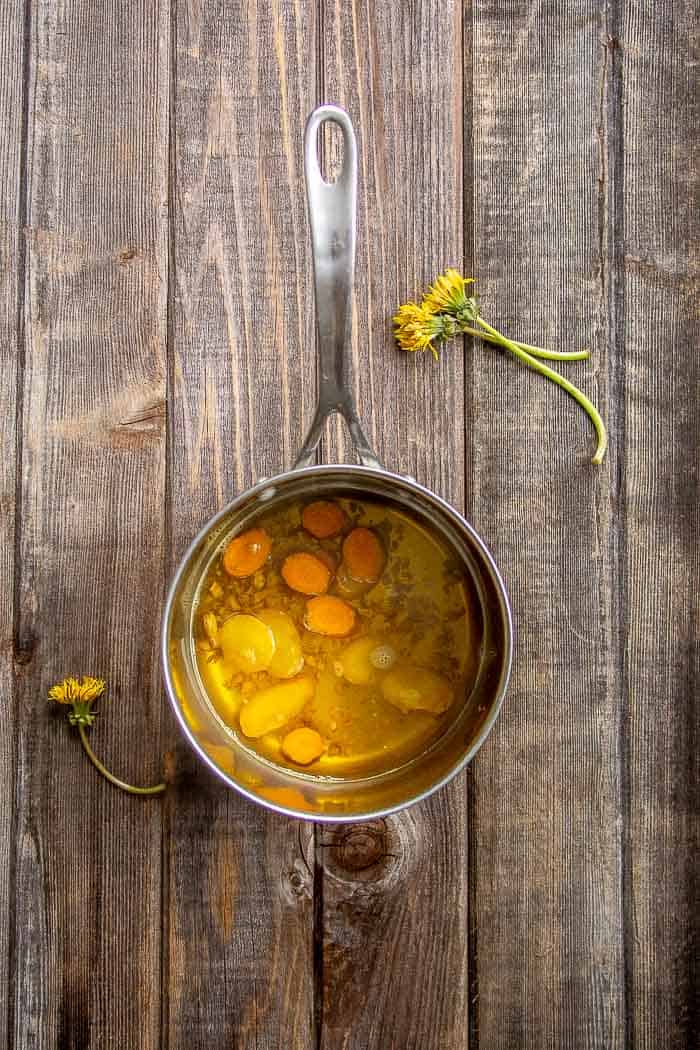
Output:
[[318, 3, 468, 1047], [165, 2, 317, 1046], [621, 4, 699, 1046], [10, 1, 169, 1047], [0, 0, 26, 1039], [0, 1, 697, 1047], [468, 4, 626, 1047]]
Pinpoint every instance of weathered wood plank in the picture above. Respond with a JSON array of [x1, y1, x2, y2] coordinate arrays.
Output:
[[165, 2, 317, 1046], [11, 1, 169, 1046], [621, 4, 699, 1046], [319, 3, 468, 1047], [0, 0, 26, 1039], [468, 4, 626, 1047], [0, 3, 694, 1047]]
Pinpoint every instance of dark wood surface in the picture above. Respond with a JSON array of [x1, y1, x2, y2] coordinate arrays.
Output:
[[2, 2, 697, 1048]]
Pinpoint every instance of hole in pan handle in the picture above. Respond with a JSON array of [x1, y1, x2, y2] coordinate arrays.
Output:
[[294, 105, 382, 472]]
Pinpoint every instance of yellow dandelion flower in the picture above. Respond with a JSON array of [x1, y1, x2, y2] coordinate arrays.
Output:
[[392, 266, 607, 463], [48, 675, 166, 795], [76, 676, 107, 703], [48, 676, 80, 704], [48, 675, 106, 706], [393, 302, 452, 359], [423, 268, 475, 317]]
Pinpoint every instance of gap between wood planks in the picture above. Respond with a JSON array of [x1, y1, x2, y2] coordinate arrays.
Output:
[[597, 9, 631, 1049], [7, 0, 37, 1042], [161, 0, 179, 1045]]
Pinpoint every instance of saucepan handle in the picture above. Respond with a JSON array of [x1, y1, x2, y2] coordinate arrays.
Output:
[[293, 105, 382, 471]]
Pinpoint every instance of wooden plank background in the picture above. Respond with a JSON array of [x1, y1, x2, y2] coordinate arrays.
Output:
[[165, 2, 317, 1046], [1, 1, 697, 1049], [7, 1, 170, 1046]]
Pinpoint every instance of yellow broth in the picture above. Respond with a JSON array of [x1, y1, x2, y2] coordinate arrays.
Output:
[[193, 497, 482, 778]]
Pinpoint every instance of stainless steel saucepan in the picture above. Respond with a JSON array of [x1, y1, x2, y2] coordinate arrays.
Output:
[[162, 105, 513, 821]]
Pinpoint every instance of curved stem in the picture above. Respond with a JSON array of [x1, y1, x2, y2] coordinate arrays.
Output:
[[461, 325, 590, 361], [78, 723, 166, 796], [475, 317, 608, 464], [516, 341, 590, 362]]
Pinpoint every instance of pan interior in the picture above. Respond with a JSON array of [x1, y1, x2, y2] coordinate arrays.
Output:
[[163, 466, 511, 820]]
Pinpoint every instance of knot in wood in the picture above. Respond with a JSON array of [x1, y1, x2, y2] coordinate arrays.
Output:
[[320, 820, 402, 885], [281, 860, 312, 905], [332, 823, 386, 871], [117, 246, 139, 264], [13, 629, 37, 670]]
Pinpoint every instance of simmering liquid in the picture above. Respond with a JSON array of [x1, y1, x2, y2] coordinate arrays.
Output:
[[194, 496, 482, 777]]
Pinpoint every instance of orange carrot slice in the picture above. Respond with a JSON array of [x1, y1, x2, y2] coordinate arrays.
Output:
[[281, 552, 331, 595], [302, 500, 347, 539], [341, 527, 385, 583], [304, 595, 356, 637], [281, 727, 325, 765], [222, 527, 272, 578]]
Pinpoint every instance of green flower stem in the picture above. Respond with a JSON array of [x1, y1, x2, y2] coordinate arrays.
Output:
[[461, 325, 590, 361], [474, 316, 608, 464], [77, 723, 166, 796]]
